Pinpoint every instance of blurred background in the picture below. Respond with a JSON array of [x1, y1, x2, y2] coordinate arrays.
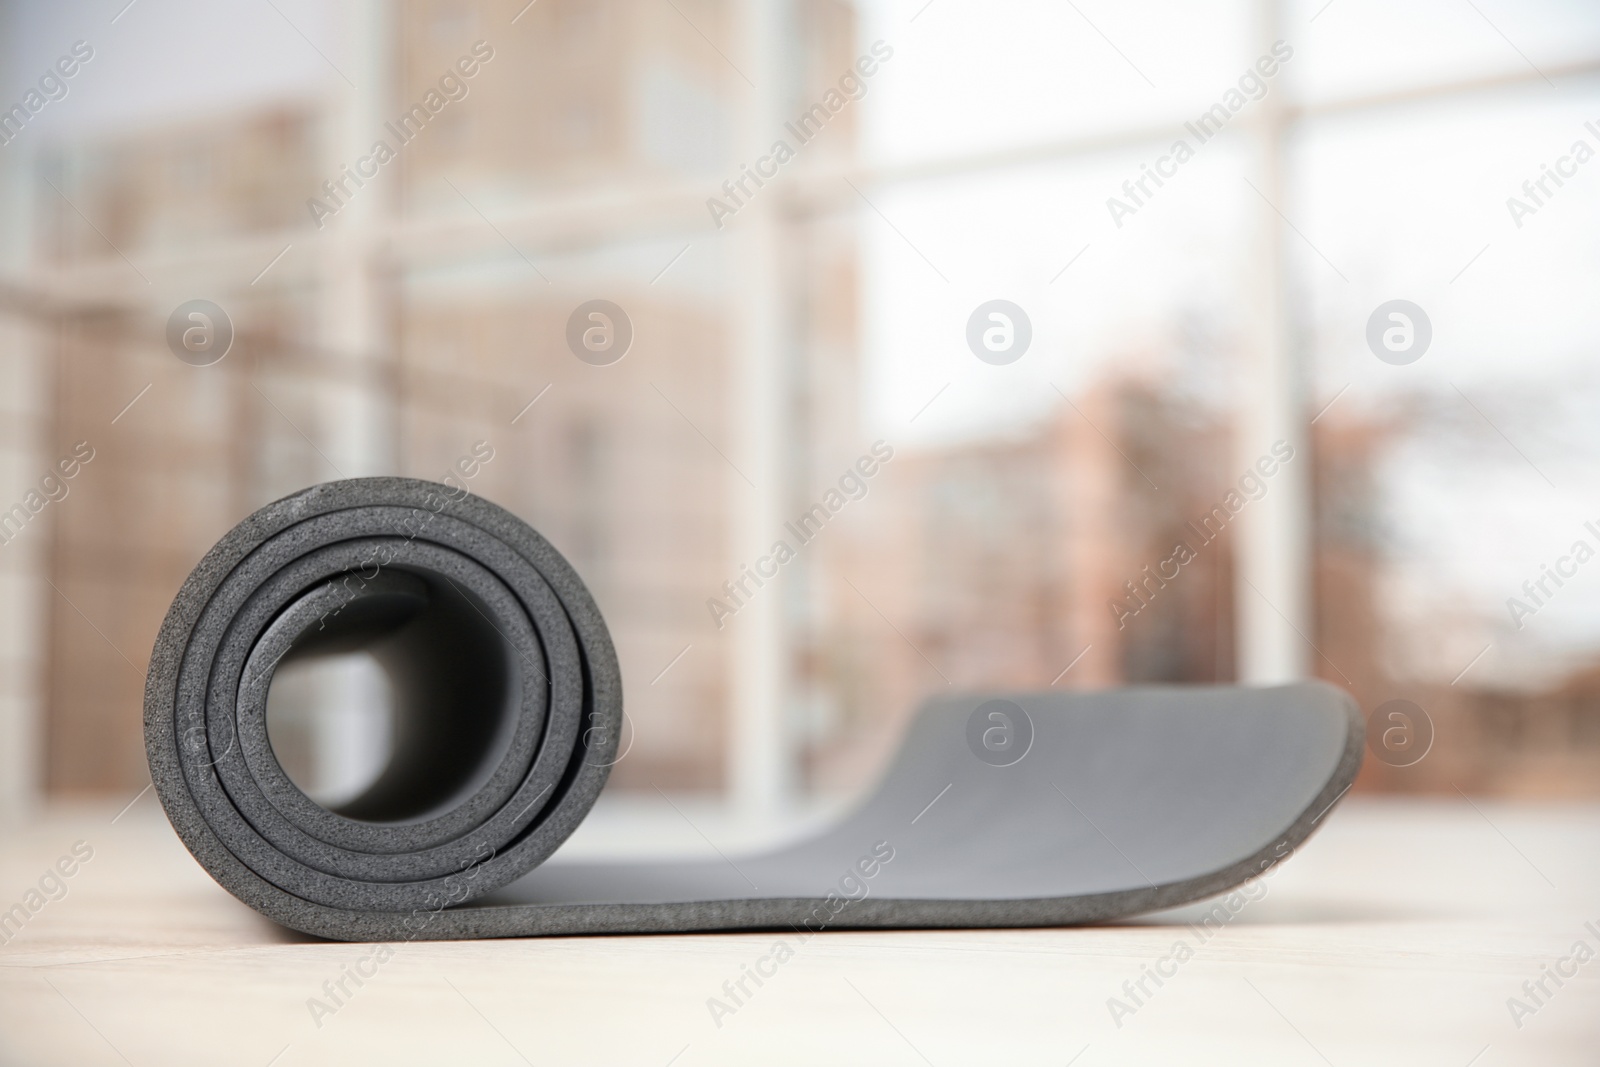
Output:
[[2, 0, 1599, 828]]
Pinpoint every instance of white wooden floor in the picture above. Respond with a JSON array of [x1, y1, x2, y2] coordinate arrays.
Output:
[[1, 795, 1596, 1066]]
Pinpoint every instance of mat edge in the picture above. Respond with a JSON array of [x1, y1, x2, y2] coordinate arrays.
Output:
[[247, 681, 1366, 942]]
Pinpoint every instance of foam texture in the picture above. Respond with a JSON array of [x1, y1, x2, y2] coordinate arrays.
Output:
[[145, 477, 1363, 942]]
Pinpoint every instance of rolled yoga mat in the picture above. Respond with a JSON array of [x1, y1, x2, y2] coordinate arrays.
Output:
[[145, 477, 1363, 942]]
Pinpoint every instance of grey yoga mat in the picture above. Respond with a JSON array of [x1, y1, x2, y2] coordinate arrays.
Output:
[[145, 477, 1363, 942]]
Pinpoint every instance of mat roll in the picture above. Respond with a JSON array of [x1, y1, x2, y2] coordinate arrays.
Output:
[[147, 477, 1363, 943]]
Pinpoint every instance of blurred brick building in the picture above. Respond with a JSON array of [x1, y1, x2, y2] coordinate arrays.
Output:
[[9, 0, 1600, 808], [1311, 409, 1600, 797], [803, 370, 1240, 792], [25, 0, 861, 797]]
